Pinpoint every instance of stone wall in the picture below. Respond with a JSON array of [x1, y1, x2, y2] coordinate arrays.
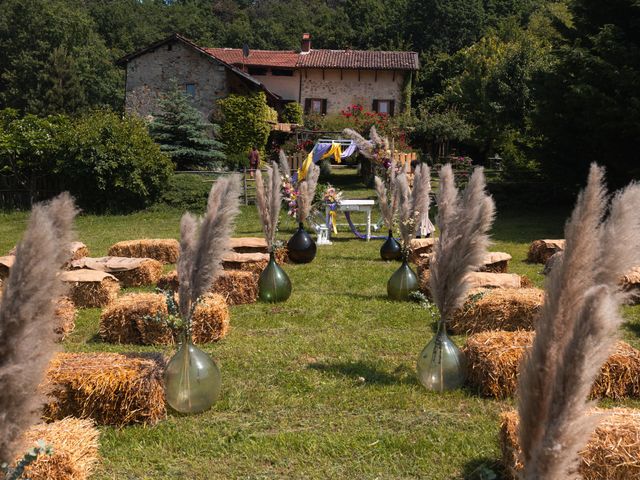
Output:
[[300, 68, 406, 115], [125, 40, 228, 120]]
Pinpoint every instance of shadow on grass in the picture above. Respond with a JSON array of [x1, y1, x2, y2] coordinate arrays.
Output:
[[307, 360, 418, 386], [462, 457, 506, 479], [622, 321, 640, 338]]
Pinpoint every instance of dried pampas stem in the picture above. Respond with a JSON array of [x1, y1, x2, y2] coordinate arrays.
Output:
[[177, 174, 241, 321], [297, 163, 319, 223], [255, 163, 282, 250], [517, 164, 640, 480], [394, 163, 432, 249], [429, 165, 495, 321], [278, 150, 290, 176], [0, 193, 78, 464]]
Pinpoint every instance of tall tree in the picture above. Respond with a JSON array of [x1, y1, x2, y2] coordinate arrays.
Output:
[[533, 0, 640, 190], [150, 85, 226, 170]]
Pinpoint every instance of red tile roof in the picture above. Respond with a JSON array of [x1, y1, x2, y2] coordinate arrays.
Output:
[[204, 47, 419, 71], [297, 50, 419, 71], [205, 48, 299, 68]]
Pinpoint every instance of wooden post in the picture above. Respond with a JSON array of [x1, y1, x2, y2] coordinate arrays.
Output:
[[243, 167, 248, 206]]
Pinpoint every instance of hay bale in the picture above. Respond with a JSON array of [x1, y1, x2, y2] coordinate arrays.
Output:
[[212, 270, 258, 305], [620, 266, 640, 304], [71, 256, 163, 287], [500, 408, 640, 480], [419, 270, 526, 297], [107, 239, 179, 264], [527, 238, 565, 263], [43, 352, 166, 426], [16, 418, 99, 480], [480, 252, 512, 273], [222, 251, 269, 274], [54, 297, 76, 341], [417, 251, 511, 275], [191, 293, 231, 343], [408, 237, 436, 264], [0, 254, 15, 279], [449, 288, 544, 335], [69, 242, 89, 261], [274, 246, 289, 265], [100, 292, 230, 345], [60, 269, 120, 308], [100, 293, 168, 344], [229, 237, 268, 253], [157, 270, 257, 305], [464, 331, 640, 399], [157, 270, 179, 291]]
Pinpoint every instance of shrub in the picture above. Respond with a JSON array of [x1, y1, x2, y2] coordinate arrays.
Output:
[[217, 92, 272, 157], [63, 110, 173, 212], [158, 174, 212, 212], [281, 102, 303, 124]]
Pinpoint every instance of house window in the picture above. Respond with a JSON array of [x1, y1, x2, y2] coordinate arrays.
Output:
[[372, 99, 395, 115], [185, 83, 196, 98], [304, 98, 327, 114], [248, 67, 268, 76], [272, 69, 294, 76]]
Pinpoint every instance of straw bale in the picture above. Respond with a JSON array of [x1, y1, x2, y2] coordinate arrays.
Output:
[[212, 270, 258, 305], [60, 269, 120, 308], [100, 292, 230, 345], [16, 418, 99, 480], [480, 252, 512, 273], [107, 239, 179, 264], [274, 246, 289, 264], [190, 293, 231, 343], [500, 408, 640, 480], [69, 242, 89, 261], [419, 270, 526, 297], [620, 266, 640, 304], [157, 270, 179, 291], [100, 293, 167, 344], [417, 251, 511, 274], [54, 297, 76, 341], [157, 269, 257, 305], [526, 238, 565, 263], [0, 254, 15, 279], [222, 251, 269, 274], [229, 237, 268, 253], [449, 288, 544, 335], [408, 237, 436, 264], [43, 352, 166, 426], [464, 331, 640, 399], [72, 256, 163, 287]]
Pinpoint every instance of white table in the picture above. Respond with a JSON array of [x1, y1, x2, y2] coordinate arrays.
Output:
[[325, 199, 376, 241]]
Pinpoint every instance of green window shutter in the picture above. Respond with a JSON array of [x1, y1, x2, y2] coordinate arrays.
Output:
[[372, 99, 379, 112], [321, 99, 327, 114], [304, 98, 311, 114], [389, 100, 395, 116]]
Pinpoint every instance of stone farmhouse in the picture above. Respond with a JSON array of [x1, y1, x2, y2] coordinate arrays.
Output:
[[118, 33, 419, 121]]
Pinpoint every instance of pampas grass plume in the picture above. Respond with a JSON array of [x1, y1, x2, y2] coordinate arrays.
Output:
[[177, 175, 241, 320], [255, 164, 282, 249], [0, 193, 78, 464], [297, 163, 319, 223], [517, 164, 640, 479]]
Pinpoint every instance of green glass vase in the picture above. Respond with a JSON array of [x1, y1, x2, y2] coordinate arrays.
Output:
[[258, 252, 292, 302], [164, 334, 221, 413], [416, 322, 466, 392], [387, 258, 419, 300]]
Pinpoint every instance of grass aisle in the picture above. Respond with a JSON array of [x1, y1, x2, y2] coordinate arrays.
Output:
[[1, 170, 639, 479]]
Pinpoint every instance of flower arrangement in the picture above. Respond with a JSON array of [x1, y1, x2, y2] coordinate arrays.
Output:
[[321, 184, 342, 205], [278, 150, 320, 222]]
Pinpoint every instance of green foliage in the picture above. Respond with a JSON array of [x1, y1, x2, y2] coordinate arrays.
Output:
[[158, 174, 213, 212], [2, 440, 52, 480], [0, 112, 69, 200], [281, 102, 304, 124], [217, 92, 272, 156], [63, 110, 173, 212], [410, 108, 474, 160], [533, 0, 640, 190], [0, 0, 121, 115], [150, 84, 226, 170]]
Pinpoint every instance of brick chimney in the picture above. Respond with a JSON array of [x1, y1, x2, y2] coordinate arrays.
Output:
[[301, 33, 311, 54]]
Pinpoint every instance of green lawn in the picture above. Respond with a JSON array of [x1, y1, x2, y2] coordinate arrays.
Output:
[[2, 168, 639, 479]]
